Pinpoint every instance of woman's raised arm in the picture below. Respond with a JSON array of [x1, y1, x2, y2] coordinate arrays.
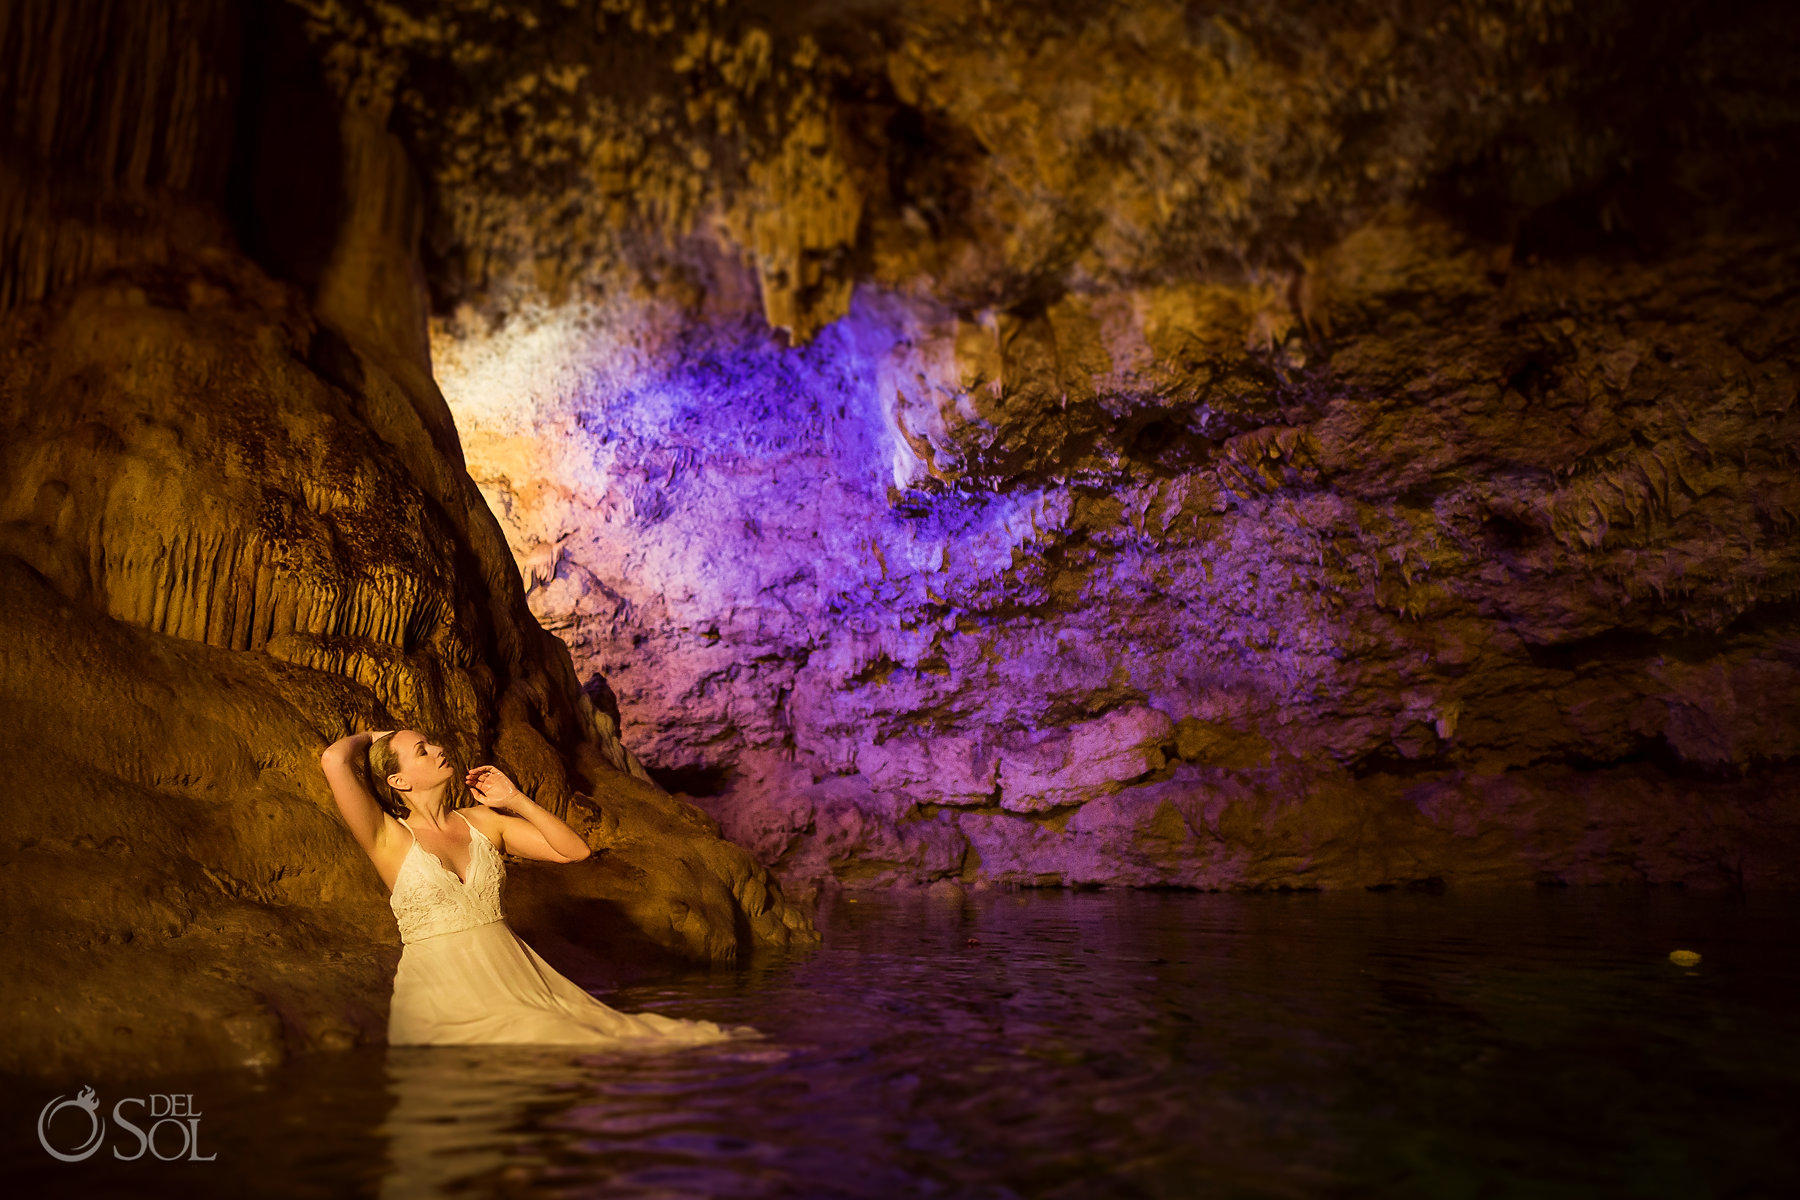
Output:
[[320, 730, 392, 853]]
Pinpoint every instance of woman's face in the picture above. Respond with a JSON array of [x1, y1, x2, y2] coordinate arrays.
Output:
[[387, 730, 452, 794]]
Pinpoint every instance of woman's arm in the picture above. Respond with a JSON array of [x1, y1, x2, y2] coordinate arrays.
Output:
[[320, 731, 392, 853], [466, 766, 592, 863]]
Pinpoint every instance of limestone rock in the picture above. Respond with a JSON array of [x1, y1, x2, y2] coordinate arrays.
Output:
[[385, 2, 1800, 894], [9, 0, 1799, 1091], [0, 0, 814, 1083]]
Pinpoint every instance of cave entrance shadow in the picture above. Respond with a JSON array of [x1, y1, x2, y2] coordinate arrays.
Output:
[[503, 889, 695, 996]]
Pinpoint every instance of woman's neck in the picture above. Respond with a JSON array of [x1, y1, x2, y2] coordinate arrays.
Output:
[[404, 786, 453, 827]]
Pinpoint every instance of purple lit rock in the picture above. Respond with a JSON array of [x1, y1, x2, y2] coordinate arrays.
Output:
[[436, 230, 1800, 895], [359, 0, 1800, 895]]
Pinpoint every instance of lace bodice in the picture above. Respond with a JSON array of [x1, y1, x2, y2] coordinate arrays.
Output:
[[390, 811, 505, 944]]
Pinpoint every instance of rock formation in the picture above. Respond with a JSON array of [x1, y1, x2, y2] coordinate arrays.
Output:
[[284, 0, 1800, 894], [0, 0, 812, 1083], [6, 0, 1799, 1088]]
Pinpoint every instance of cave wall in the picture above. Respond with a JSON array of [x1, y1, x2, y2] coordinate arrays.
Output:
[[0, 0, 812, 1083], [438, 229, 1800, 894], [278, 0, 1800, 896]]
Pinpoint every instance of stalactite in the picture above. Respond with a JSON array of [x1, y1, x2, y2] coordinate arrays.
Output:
[[90, 521, 456, 662], [0, 0, 818, 1088], [0, 0, 239, 312]]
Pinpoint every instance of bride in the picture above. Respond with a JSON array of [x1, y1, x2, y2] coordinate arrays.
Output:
[[319, 728, 748, 1048]]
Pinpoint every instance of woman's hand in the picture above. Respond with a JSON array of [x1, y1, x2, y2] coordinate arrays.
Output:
[[463, 769, 589, 863], [466, 765, 524, 808]]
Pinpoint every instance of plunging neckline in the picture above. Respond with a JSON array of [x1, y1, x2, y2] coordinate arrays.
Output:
[[404, 810, 480, 887]]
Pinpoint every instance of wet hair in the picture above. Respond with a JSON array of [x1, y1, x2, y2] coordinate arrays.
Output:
[[366, 731, 469, 820]]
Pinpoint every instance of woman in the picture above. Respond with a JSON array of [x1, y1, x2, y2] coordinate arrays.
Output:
[[319, 728, 747, 1048]]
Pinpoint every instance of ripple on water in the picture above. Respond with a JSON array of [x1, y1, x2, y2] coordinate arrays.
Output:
[[4, 888, 1798, 1199]]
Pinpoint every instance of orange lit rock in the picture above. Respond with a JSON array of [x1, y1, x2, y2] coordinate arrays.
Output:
[[0, 0, 813, 1083]]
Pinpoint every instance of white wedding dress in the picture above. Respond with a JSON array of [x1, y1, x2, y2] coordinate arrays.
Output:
[[387, 809, 746, 1048]]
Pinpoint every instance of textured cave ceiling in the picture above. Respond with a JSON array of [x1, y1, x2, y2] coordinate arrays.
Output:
[[288, 0, 1798, 333], [262, 0, 1800, 894]]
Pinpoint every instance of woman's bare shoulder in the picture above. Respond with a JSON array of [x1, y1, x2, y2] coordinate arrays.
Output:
[[460, 805, 502, 839]]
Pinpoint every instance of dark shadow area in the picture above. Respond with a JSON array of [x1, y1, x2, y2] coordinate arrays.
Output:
[[642, 761, 734, 798], [224, 0, 344, 294], [505, 887, 700, 995], [581, 674, 623, 725], [1421, 0, 1800, 259]]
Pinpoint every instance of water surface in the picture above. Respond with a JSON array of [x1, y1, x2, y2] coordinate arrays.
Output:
[[9, 887, 1799, 1198]]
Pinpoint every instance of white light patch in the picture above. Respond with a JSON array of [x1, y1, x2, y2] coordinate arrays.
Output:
[[432, 303, 612, 435]]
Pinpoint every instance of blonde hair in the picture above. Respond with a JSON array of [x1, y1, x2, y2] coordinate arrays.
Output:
[[366, 731, 470, 819]]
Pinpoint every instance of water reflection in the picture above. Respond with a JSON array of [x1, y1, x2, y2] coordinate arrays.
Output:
[[379, 1041, 800, 1199], [5, 888, 1797, 1198], [380, 1047, 572, 1199]]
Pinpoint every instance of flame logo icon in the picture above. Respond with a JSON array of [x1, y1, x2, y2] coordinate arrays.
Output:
[[38, 1084, 105, 1162]]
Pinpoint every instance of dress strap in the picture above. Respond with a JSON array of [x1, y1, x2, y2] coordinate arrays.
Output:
[[458, 808, 496, 849]]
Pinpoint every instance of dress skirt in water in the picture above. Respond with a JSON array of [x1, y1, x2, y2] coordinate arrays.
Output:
[[387, 810, 746, 1048]]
